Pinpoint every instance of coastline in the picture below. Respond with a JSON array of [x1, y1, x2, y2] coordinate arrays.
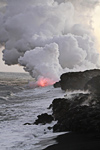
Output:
[[43, 132, 100, 150]]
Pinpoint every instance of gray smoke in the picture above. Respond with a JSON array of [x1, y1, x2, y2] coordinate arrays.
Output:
[[0, 0, 100, 81]]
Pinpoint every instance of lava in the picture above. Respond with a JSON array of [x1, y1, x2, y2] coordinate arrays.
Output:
[[37, 77, 55, 87]]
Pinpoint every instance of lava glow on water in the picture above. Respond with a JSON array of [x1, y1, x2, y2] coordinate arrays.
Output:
[[37, 77, 55, 87]]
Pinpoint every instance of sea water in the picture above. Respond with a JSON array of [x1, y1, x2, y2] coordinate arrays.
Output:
[[0, 72, 65, 150]]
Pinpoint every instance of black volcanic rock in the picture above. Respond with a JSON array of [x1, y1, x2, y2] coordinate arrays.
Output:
[[53, 81, 61, 88], [34, 113, 54, 125], [84, 75, 100, 95], [34, 70, 100, 135], [54, 69, 100, 91], [52, 93, 100, 133]]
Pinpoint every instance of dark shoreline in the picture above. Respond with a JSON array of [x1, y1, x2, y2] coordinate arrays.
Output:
[[43, 132, 100, 150]]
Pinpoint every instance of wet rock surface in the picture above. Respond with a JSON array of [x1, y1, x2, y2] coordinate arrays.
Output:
[[44, 132, 100, 150], [34, 113, 54, 125], [34, 69, 100, 135], [53, 81, 61, 88], [52, 93, 100, 133], [34, 92, 100, 134], [84, 75, 100, 94], [54, 69, 100, 91]]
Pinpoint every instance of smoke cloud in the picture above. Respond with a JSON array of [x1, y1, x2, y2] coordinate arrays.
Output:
[[0, 0, 100, 81]]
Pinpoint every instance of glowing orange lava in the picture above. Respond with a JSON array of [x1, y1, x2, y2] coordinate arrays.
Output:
[[37, 77, 55, 87]]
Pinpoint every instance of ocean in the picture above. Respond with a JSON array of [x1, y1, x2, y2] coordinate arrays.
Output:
[[0, 72, 65, 150]]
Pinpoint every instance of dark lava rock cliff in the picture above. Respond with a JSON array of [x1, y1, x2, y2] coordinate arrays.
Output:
[[52, 93, 100, 133], [54, 69, 100, 91], [84, 75, 100, 94], [33, 69, 100, 135], [53, 71, 100, 133]]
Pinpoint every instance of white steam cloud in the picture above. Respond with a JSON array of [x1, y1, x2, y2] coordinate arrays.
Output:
[[0, 0, 100, 81]]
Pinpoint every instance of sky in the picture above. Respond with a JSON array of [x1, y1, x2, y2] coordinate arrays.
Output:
[[0, 0, 100, 74], [0, 47, 25, 72], [0, 0, 25, 72], [0, 0, 24, 72], [93, 5, 100, 49]]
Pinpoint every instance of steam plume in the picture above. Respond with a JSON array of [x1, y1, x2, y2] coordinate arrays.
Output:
[[0, 0, 100, 82]]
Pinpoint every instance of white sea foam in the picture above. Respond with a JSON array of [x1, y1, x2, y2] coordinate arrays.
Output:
[[0, 85, 66, 150]]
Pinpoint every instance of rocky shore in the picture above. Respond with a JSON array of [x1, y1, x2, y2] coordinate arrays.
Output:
[[54, 69, 100, 91], [25, 69, 100, 149], [34, 69, 100, 135], [34, 92, 100, 134], [52, 93, 100, 133], [43, 69, 100, 150], [43, 132, 100, 150]]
